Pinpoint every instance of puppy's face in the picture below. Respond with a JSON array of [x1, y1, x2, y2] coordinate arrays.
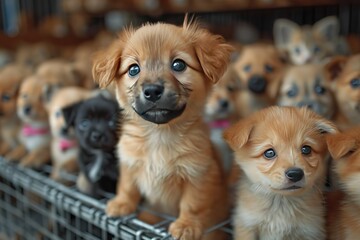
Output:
[[277, 64, 335, 119], [233, 44, 284, 99], [93, 21, 233, 125], [17, 75, 48, 123], [327, 127, 360, 200], [63, 96, 120, 150], [205, 66, 241, 120], [225, 106, 337, 196]]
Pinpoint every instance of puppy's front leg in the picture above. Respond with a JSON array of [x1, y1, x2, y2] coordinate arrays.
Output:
[[106, 164, 141, 217], [5, 144, 27, 162], [20, 146, 51, 168]]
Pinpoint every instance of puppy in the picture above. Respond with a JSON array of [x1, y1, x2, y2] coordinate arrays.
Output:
[[326, 54, 360, 129], [5, 75, 51, 168], [46, 87, 94, 184], [92, 19, 233, 240], [274, 16, 347, 65], [224, 106, 338, 240], [277, 64, 336, 119], [233, 44, 285, 117], [62, 94, 120, 197], [0, 64, 31, 155], [326, 126, 360, 239]]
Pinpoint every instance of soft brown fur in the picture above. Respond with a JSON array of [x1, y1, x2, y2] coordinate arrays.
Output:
[[326, 54, 360, 130], [233, 44, 285, 117], [277, 64, 336, 119], [224, 106, 338, 240], [92, 20, 233, 240], [0, 64, 31, 155], [326, 127, 360, 240]]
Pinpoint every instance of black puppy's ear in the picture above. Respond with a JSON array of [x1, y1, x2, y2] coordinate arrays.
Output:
[[62, 101, 83, 128]]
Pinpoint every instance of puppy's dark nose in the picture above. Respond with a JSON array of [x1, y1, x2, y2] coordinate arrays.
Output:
[[248, 75, 267, 94], [60, 127, 68, 136], [298, 102, 314, 109], [143, 84, 164, 102], [285, 168, 304, 182], [90, 131, 102, 142], [23, 105, 32, 115], [219, 99, 229, 109]]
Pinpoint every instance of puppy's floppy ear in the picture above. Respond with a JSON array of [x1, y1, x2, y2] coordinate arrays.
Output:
[[223, 117, 254, 150], [62, 101, 83, 128], [184, 19, 234, 84], [313, 16, 340, 42], [313, 117, 338, 135], [324, 56, 347, 81], [326, 133, 357, 160], [273, 19, 299, 48], [92, 30, 132, 88]]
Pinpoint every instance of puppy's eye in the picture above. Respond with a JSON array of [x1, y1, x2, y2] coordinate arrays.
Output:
[[128, 64, 140, 77], [301, 145, 312, 155], [22, 94, 27, 99], [264, 64, 274, 73], [79, 119, 90, 130], [171, 59, 186, 72], [287, 88, 298, 98], [263, 148, 276, 160], [350, 78, 360, 88], [227, 85, 235, 92], [313, 45, 321, 54], [314, 85, 326, 95], [294, 46, 301, 55], [1, 94, 10, 102], [55, 111, 62, 118], [243, 64, 251, 72], [109, 120, 116, 128]]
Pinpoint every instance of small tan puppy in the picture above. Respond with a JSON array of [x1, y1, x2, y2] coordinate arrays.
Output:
[[47, 87, 94, 183], [326, 54, 360, 129], [233, 44, 285, 117], [326, 126, 360, 239], [5, 75, 51, 167], [224, 106, 337, 240], [277, 64, 336, 119], [0, 64, 31, 155], [93, 19, 233, 240]]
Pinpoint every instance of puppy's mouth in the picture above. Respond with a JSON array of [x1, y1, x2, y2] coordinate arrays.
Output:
[[134, 105, 186, 124], [281, 185, 302, 191]]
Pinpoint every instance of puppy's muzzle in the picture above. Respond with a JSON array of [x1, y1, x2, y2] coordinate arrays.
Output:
[[143, 83, 164, 102], [248, 75, 267, 94]]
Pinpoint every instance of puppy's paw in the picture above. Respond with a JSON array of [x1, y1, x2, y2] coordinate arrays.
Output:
[[169, 220, 203, 240], [106, 197, 137, 217]]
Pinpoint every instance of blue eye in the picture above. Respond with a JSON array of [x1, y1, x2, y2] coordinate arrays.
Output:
[[128, 64, 140, 77], [301, 145, 312, 155], [55, 111, 62, 118], [264, 64, 274, 73], [79, 119, 90, 130], [1, 94, 10, 102], [109, 120, 116, 128], [287, 85, 298, 98], [243, 64, 251, 72], [314, 85, 326, 95], [350, 78, 360, 88], [171, 59, 186, 72], [263, 148, 276, 160]]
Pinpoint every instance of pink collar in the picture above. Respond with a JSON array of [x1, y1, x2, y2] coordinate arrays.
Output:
[[208, 119, 231, 129], [22, 124, 49, 137], [59, 138, 77, 152]]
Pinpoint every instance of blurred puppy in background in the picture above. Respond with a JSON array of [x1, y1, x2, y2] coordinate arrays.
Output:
[[225, 106, 337, 240]]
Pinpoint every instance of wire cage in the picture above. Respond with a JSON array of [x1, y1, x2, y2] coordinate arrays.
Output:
[[0, 157, 233, 240]]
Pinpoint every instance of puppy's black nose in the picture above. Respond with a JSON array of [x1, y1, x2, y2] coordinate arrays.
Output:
[[219, 99, 229, 109], [90, 131, 102, 142], [143, 84, 164, 102], [23, 105, 32, 115], [298, 102, 314, 109], [248, 75, 267, 94], [61, 127, 68, 136], [285, 168, 304, 182]]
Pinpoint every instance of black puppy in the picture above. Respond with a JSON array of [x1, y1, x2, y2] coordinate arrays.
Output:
[[62, 95, 121, 197]]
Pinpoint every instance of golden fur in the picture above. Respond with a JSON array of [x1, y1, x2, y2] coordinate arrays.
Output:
[[224, 106, 338, 240], [233, 44, 285, 117], [326, 127, 360, 239], [92, 20, 233, 240]]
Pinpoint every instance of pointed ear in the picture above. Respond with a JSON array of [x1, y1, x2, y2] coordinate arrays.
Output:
[[184, 20, 234, 84], [223, 117, 255, 151], [313, 16, 340, 42], [273, 19, 300, 48], [62, 101, 82, 128], [324, 56, 347, 81], [92, 30, 132, 88], [313, 116, 338, 135], [326, 133, 357, 160]]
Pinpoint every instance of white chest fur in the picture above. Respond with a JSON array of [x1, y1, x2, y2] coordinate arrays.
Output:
[[20, 123, 51, 151]]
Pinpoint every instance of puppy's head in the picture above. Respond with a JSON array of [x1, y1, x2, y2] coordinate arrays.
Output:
[[92, 19, 233, 125], [204, 65, 241, 121], [274, 16, 340, 65], [326, 54, 360, 124], [224, 106, 337, 196], [326, 127, 360, 200], [277, 64, 335, 119], [0, 64, 29, 118], [233, 44, 284, 98], [17, 75, 49, 123], [62, 95, 120, 150]]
